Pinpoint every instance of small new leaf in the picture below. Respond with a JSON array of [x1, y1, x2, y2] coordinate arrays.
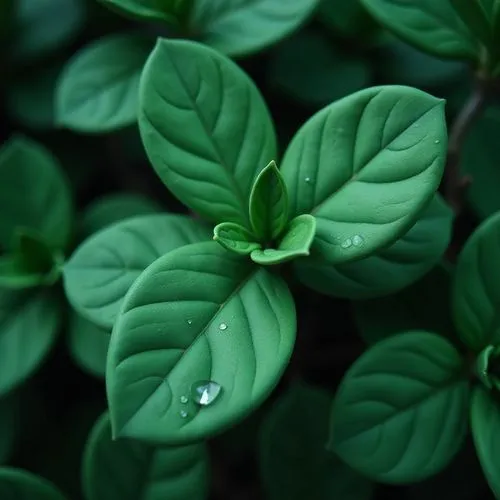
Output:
[[251, 214, 316, 266], [213, 222, 261, 256], [249, 160, 290, 242]]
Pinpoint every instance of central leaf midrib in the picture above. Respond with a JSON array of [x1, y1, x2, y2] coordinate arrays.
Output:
[[165, 44, 250, 227]]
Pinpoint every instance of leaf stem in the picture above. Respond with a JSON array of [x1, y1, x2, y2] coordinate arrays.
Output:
[[445, 78, 489, 214]]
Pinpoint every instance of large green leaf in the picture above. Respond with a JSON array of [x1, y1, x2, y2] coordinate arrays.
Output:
[[83, 412, 209, 500], [329, 332, 469, 483], [107, 242, 296, 444], [470, 386, 500, 499], [64, 214, 210, 329], [361, 0, 478, 60], [0, 290, 61, 397], [269, 30, 371, 108], [10, 0, 85, 63], [0, 137, 73, 251], [0, 468, 68, 500], [79, 192, 162, 239], [294, 194, 452, 299], [452, 211, 500, 352], [281, 86, 447, 265], [139, 39, 277, 227], [259, 381, 374, 500], [189, 0, 320, 57], [68, 312, 110, 379], [353, 264, 454, 345], [56, 34, 153, 133]]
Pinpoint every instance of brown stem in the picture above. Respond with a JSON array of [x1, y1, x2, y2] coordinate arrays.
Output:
[[445, 79, 488, 214]]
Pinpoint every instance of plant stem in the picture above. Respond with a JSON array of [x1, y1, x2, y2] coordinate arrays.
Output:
[[445, 79, 488, 214]]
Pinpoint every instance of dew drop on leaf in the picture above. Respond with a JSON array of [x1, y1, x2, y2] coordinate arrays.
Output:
[[191, 380, 222, 407], [341, 238, 353, 249], [180, 410, 188, 418], [187, 319, 193, 325], [219, 322, 228, 331], [180, 395, 188, 404], [352, 235, 364, 247]]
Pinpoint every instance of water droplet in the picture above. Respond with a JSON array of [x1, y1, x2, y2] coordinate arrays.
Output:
[[187, 319, 193, 325], [305, 177, 311, 183], [352, 235, 364, 247], [341, 238, 353, 249], [180, 395, 188, 404], [180, 410, 188, 418], [191, 381, 222, 406], [434, 139, 440, 144], [219, 323, 227, 331]]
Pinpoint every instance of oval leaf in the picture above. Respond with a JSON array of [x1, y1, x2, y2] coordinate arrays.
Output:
[[138, 39, 277, 227], [259, 380, 374, 500], [64, 214, 211, 329], [0, 468, 68, 500], [281, 86, 447, 265], [249, 160, 289, 241], [452, 211, 500, 352], [56, 34, 153, 132], [0, 136, 73, 251], [83, 412, 209, 500], [189, 0, 320, 57], [294, 193, 452, 299], [470, 386, 500, 499], [361, 0, 478, 60], [106, 242, 296, 444], [329, 332, 469, 483], [68, 311, 110, 379], [0, 289, 61, 397], [213, 222, 261, 256], [251, 214, 316, 266]]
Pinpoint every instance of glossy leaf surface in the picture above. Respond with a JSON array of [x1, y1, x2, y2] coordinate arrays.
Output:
[[295, 194, 452, 299], [213, 222, 260, 256], [0, 468, 68, 500], [139, 39, 276, 226], [329, 332, 469, 483], [189, 0, 321, 57], [83, 412, 209, 500], [0, 290, 61, 397], [107, 242, 296, 444], [281, 86, 447, 264], [0, 137, 73, 251], [57, 34, 153, 132], [361, 0, 477, 60], [453, 211, 500, 351], [259, 381, 374, 500], [470, 386, 500, 499], [64, 214, 210, 329]]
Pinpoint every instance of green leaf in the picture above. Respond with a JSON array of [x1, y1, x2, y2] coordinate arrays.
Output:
[[83, 412, 209, 500], [251, 214, 316, 266], [139, 39, 277, 227], [0, 289, 61, 397], [353, 264, 454, 345], [0, 256, 47, 290], [56, 34, 153, 133], [471, 386, 500, 499], [0, 395, 17, 464], [0, 136, 73, 251], [269, 30, 371, 108], [450, 0, 492, 47], [259, 380, 374, 500], [294, 193, 452, 299], [329, 331, 469, 483], [106, 241, 296, 444], [189, 0, 321, 57], [64, 214, 210, 329], [0, 468, 68, 500], [98, 0, 191, 25], [280, 86, 447, 265], [79, 192, 162, 239], [213, 222, 261, 256], [361, 0, 478, 60], [249, 161, 289, 241], [453, 212, 500, 352], [68, 312, 110, 379], [10, 0, 85, 64]]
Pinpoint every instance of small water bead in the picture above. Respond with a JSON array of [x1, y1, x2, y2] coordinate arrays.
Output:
[[434, 140, 440, 144], [180, 395, 188, 404], [191, 380, 222, 406], [352, 235, 364, 247], [180, 410, 188, 418], [341, 238, 353, 249], [219, 323, 228, 331], [187, 319, 193, 325], [305, 177, 311, 183]]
